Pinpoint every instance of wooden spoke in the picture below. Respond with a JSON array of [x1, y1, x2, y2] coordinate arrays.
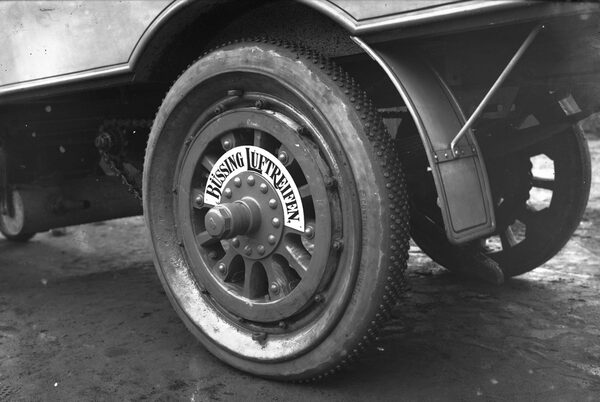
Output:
[[196, 231, 218, 246], [243, 259, 267, 299], [219, 248, 237, 268], [298, 184, 311, 200], [216, 248, 240, 282], [500, 226, 518, 250], [201, 154, 218, 172], [277, 239, 310, 278], [254, 129, 268, 148], [531, 176, 555, 191], [262, 257, 295, 298]]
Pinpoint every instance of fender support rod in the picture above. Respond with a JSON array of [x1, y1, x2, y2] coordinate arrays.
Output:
[[450, 23, 544, 152]]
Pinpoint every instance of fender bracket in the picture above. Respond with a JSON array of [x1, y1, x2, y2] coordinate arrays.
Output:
[[434, 146, 477, 163]]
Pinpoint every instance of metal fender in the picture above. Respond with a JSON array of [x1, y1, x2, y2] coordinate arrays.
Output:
[[353, 38, 495, 244]]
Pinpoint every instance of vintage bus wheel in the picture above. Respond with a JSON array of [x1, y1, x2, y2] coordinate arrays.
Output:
[[0, 191, 36, 242], [411, 127, 590, 278], [143, 40, 409, 380]]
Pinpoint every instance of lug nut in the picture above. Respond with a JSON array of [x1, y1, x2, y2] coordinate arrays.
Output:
[[247, 175, 255, 186], [272, 217, 281, 228], [255, 99, 265, 109], [233, 177, 242, 187], [194, 194, 204, 208], [222, 139, 233, 150], [270, 283, 280, 295], [223, 188, 232, 199], [259, 183, 268, 194], [268, 199, 277, 209], [244, 245, 253, 256], [231, 237, 240, 248], [267, 234, 277, 245], [333, 239, 343, 251], [304, 225, 314, 239], [208, 250, 218, 259], [217, 263, 227, 275], [257, 244, 265, 255], [278, 151, 289, 164]]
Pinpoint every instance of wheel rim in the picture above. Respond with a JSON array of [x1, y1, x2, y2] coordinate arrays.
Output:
[[175, 95, 339, 324]]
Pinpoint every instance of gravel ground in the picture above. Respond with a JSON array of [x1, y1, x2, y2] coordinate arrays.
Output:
[[0, 137, 599, 401]]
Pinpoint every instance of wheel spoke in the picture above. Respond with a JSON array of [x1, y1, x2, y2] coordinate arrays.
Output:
[[276, 238, 310, 277], [200, 154, 218, 172], [283, 225, 304, 237], [500, 226, 517, 250], [254, 129, 268, 148], [242, 259, 266, 299], [299, 184, 311, 200], [262, 257, 296, 298], [216, 248, 238, 281], [196, 231, 218, 246], [220, 247, 237, 265], [531, 176, 555, 191]]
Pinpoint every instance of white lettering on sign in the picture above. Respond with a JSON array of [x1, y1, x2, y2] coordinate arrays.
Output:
[[203, 146, 305, 232]]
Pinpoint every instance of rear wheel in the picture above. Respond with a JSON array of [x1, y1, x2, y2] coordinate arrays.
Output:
[[143, 39, 409, 380], [411, 126, 591, 278], [0, 191, 36, 242]]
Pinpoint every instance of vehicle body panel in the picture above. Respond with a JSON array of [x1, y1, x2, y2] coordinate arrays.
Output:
[[0, 1, 170, 86], [3, 0, 589, 96]]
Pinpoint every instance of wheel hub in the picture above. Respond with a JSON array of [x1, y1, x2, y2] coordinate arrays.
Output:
[[205, 171, 284, 259]]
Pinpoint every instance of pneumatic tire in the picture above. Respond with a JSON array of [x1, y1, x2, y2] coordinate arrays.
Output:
[[143, 39, 409, 380]]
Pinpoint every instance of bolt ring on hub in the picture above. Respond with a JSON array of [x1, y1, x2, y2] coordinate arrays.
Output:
[[204, 172, 284, 259], [175, 99, 334, 323]]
